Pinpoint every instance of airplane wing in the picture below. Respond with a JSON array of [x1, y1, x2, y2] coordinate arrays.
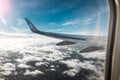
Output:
[[25, 18, 104, 52], [25, 18, 87, 42]]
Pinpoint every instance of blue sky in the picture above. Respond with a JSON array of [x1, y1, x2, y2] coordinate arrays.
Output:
[[0, 0, 109, 36]]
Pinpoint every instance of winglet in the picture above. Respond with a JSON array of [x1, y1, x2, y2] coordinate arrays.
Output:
[[25, 18, 40, 33]]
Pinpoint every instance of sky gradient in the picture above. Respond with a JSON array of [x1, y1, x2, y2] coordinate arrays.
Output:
[[0, 0, 109, 36]]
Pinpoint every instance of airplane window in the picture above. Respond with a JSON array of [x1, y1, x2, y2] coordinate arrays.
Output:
[[0, 0, 109, 80]]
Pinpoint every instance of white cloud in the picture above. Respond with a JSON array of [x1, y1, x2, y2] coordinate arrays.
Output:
[[24, 70, 44, 76], [0, 71, 11, 76], [0, 63, 15, 76], [0, 31, 30, 38], [60, 57, 103, 77], [17, 55, 41, 63], [81, 51, 105, 60], [18, 63, 32, 68], [60, 59, 81, 69], [2, 63, 15, 71], [62, 19, 81, 26], [62, 18, 93, 26], [83, 18, 92, 23], [50, 68, 56, 71], [63, 69, 79, 77], [35, 62, 44, 66], [0, 31, 10, 35], [60, 59, 81, 77], [0, 35, 105, 79]]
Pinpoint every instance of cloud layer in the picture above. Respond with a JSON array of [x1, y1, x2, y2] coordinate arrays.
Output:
[[0, 35, 105, 80]]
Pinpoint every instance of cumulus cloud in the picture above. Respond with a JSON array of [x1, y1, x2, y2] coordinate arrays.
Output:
[[0, 78, 5, 80], [24, 70, 44, 76], [60, 56, 103, 77], [60, 59, 81, 77], [0, 71, 12, 76], [63, 69, 79, 77], [60, 60, 81, 69], [35, 62, 44, 66], [0, 35, 105, 80], [2, 63, 15, 71], [17, 55, 42, 63], [18, 63, 32, 68], [0, 63, 15, 76], [81, 51, 105, 60]]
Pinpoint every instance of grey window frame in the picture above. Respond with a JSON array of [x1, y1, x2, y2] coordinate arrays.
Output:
[[105, 0, 120, 80]]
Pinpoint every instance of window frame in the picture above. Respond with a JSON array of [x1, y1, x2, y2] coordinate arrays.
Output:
[[105, 0, 120, 80]]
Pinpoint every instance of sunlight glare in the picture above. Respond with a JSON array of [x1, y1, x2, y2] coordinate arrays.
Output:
[[0, 0, 11, 16]]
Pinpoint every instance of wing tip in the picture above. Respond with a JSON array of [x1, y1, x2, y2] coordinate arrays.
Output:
[[25, 18, 40, 33], [25, 17, 29, 22]]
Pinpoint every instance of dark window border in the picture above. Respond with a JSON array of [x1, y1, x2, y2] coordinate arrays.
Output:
[[105, 0, 117, 80]]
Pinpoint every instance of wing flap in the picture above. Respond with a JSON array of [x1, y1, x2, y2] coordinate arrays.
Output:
[[80, 46, 104, 53], [56, 41, 77, 46]]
